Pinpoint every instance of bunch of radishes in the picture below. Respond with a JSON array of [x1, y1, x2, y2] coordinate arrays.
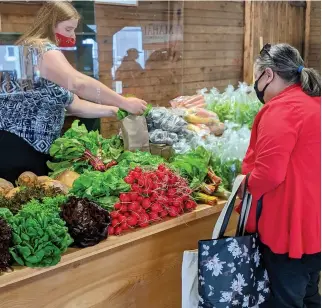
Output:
[[108, 165, 197, 235]]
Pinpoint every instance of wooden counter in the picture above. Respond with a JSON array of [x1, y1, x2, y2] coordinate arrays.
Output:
[[0, 201, 238, 308]]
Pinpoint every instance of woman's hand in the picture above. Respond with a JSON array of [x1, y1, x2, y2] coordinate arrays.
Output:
[[122, 97, 147, 115]]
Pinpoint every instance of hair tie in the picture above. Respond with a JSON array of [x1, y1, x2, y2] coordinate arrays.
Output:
[[297, 65, 304, 73]]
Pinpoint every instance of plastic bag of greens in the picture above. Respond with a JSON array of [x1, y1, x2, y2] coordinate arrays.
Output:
[[147, 108, 186, 133], [205, 122, 251, 190], [149, 129, 178, 145]]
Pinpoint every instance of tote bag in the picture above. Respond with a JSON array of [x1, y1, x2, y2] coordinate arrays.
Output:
[[198, 175, 270, 307], [182, 175, 248, 308]]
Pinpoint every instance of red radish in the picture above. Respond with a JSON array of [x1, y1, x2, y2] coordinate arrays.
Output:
[[172, 199, 183, 208], [127, 215, 138, 226], [131, 183, 138, 190], [108, 226, 115, 235], [149, 212, 160, 221], [124, 175, 135, 184], [111, 219, 119, 227], [110, 211, 119, 219], [134, 167, 142, 173], [159, 210, 168, 218], [129, 192, 139, 201], [114, 203, 122, 210], [121, 223, 129, 231], [142, 198, 151, 209], [128, 201, 140, 212], [118, 215, 126, 223], [168, 206, 179, 217], [167, 188, 176, 197], [120, 204, 128, 213], [114, 227, 122, 235], [156, 170, 165, 179], [139, 213, 149, 224], [124, 212, 130, 217], [120, 193, 131, 203], [151, 203, 163, 213], [158, 165, 166, 172], [137, 196, 144, 203], [150, 192, 158, 201], [185, 200, 197, 211], [139, 222, 149, 228], [136, 206, 144, 213]]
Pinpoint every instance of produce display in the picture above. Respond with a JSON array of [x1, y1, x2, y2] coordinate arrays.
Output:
[[0, 80, 260, 273], [202, 82, 262, 129], [108, 165, 197, 236], [48, 120, 123, 176]]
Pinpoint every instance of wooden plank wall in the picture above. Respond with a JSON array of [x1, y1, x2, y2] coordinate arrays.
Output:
[[307, 1, 321, 73], [96, 1, 245, 137], [243, 1, 306, 83]]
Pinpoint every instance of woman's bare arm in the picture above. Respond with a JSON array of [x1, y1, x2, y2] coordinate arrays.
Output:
[[66, 95, 118, 118], [38, 50, 147, 115]]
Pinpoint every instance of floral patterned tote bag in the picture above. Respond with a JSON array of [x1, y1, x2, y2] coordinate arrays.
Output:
[[197, 175, 270, 307], [182, 175, 246, 308]]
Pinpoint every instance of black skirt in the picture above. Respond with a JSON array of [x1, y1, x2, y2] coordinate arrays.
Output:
[[0, 131, 50, 184]]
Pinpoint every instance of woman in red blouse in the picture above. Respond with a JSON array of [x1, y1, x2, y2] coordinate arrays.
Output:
[[243, 44, 321, 307]]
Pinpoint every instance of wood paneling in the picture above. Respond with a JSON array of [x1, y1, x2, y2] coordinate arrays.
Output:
[[243, 1, 306, 83], [307, 1, 321, 73], [95, 1, 244, 137]]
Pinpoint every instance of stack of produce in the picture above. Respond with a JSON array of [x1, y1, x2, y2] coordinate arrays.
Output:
[[0, 209, 12, 272], [1, 198, 73, 268], [184, 108, 225, 137], [203, 82, 262, 129], [147, 108, 189, 146], [48, 120, 123, 177], [170, 94, 206, 109], [70, 151, 165, 210], [170, 146, 229, 204], [0, 172, 68, 214], [108, 165, 197, 235]]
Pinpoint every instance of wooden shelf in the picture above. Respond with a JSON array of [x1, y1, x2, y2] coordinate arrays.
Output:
[[0, 200, 238, 308]]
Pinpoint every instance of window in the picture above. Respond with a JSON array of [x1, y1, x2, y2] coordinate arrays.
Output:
[[94, 0, 137, 6], [5, 46, 16, 61]]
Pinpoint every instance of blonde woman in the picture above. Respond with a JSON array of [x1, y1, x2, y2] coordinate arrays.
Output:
[[0, 2, 147, 183]]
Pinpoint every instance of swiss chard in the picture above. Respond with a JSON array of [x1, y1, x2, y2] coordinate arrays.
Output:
[[170, 146, 211, 189]]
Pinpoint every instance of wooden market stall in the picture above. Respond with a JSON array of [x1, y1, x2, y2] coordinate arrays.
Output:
[[0, 202, 237, 308]]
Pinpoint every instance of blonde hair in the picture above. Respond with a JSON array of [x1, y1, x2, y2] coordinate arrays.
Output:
[[16, 1, 80, 47]]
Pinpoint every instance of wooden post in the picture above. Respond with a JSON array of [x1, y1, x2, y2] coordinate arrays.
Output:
[[304, 0, 311, 64], [0, 13, 2, 32], [243, 1, 254, 84]]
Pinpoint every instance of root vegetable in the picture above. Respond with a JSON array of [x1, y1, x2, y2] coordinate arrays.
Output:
[[17, 172, 38, 187], [5, 187, 21, 199], [0, 179, 14, 195], [42, 180, 69, 194], [37, 176, 52, 184], [55, 170, 80, 188]]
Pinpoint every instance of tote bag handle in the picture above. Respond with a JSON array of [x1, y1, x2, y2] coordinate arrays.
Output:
[[212, 175, 245, 239]]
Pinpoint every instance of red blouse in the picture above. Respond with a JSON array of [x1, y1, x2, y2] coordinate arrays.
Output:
[[242, 84, 321, 258]]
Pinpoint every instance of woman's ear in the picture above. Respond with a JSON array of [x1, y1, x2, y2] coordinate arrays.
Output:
[[265, 67, 275, 83]]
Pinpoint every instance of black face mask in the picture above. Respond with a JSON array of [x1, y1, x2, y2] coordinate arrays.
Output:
[[254, 71, 271, 104]]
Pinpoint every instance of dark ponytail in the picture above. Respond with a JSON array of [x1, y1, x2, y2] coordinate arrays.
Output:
[[256, 43, 321, 97], [300, 67, 321, 97]]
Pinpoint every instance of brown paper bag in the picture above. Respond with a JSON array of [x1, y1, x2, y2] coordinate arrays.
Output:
[[121, 115, 150, 152], [149, 143, 173, 160]]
